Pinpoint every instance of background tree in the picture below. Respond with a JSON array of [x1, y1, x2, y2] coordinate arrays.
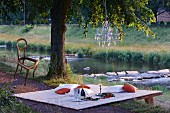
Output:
[[0, 0, 20, 24], [148, 0, 170, 22], [1, 0, 156, 79]]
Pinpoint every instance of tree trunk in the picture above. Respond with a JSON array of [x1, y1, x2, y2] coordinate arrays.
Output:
[[47, 0, 71, 78], [154, 10, 158, 23], [152, 8, 159, 24]]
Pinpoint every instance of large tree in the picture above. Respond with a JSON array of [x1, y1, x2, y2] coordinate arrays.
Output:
[[1, 0, 155, 78]]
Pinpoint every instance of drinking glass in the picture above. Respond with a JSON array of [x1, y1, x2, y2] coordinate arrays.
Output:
[[74, 88, 80, 101]]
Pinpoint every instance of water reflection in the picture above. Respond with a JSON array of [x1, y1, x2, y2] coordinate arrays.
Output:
[[68, 58, 161, 74]]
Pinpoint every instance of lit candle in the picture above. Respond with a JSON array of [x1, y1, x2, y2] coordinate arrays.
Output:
[[99, 84, 102, 94]]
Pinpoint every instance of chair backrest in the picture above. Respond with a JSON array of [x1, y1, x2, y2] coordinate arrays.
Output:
[[16, 38, 27, 60]]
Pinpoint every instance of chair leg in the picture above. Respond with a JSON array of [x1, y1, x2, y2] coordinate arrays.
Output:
[[20, 59, 25, 73], [24, 69, 29, 86], [14, 64, 19, 79], [33, 66, 38, 78], [20, 67, 23, 73]]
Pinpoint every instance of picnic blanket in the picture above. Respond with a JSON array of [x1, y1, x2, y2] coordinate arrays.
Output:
[[13, 84, 162, 110]]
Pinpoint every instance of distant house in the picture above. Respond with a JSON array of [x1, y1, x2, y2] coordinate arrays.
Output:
[[157, 10, 170, 22]]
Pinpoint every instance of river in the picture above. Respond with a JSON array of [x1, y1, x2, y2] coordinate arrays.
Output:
[[0, 47, 162, 74]]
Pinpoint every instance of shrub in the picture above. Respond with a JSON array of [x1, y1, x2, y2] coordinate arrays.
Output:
[[17, 42, 25, 49], [6, 41, 12, 48], [167, 22, 170, 26], [0, 84, 36, 113], [124, 51, 132, 62], [131, 52, 144, 63], [38, 44, 46, 52], [20, 24, 33, 33], [0, 40, 6, 45], [81, 47, 92, 57], [65, 48, 79, 54], [27, 43, 38, 51], [108, 51, 125, 61], [0, 84, 14, 106], [12, 41, 17, 48], [96, 51, 145, 63], [148, 53, 161, 64], [77, 50, 84, 58], [107, 51, 120, 61], [162, 56, 170, 67], [159, 21, 165, 26], [65, 49, 72, 54], [94, 51, 130, 62], [151, 85, 168, 93], [26, 43, 34, 50], [46, 45, 51, 51], [93, 51, 107, 59], [72, 48, 79, 54]]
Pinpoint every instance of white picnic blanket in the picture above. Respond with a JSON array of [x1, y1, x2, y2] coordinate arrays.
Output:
[[13, 84, 162, 110]]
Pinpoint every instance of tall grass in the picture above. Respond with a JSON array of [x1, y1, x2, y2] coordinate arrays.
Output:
[[0, 25, 170, 46], [121, 26, 170, 45]]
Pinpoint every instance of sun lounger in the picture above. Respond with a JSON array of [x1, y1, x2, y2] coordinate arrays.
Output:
[[13, 85, 162, 110]]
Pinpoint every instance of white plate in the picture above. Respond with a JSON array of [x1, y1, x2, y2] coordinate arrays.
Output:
[[70, 98, 83, 102]]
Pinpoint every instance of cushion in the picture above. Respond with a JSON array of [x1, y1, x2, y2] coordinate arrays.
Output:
[[55, 84, 78, 90], [109, 85, 124, 93], [122, 83, 137, 93], [81, 88, 94, 97], [68, 88, 94, 96], [55, 88, 70, 94], [77, 85, 90, 89]]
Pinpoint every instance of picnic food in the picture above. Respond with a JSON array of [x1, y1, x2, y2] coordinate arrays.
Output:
[[96, 92, 115, 99], [122, 83, 137, 93], [102, 93, 115, 98], [55, 88, 70, 94]]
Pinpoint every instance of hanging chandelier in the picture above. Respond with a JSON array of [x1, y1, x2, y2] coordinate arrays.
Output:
[[95, 0, 118, 47]]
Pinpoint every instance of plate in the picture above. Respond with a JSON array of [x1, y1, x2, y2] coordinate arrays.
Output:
[[70, 98, 83, 102]]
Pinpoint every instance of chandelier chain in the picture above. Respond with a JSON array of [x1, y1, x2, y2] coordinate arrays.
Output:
[[103, 0, 108, 21]]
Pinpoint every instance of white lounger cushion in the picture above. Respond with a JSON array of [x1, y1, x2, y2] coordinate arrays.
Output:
[[68, 88, 94, 96], [55, 84, 78, 90], [109, 85, 124, 93]]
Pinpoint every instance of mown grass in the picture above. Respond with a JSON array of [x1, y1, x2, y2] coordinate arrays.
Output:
[[0, 25, 170, 52]]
